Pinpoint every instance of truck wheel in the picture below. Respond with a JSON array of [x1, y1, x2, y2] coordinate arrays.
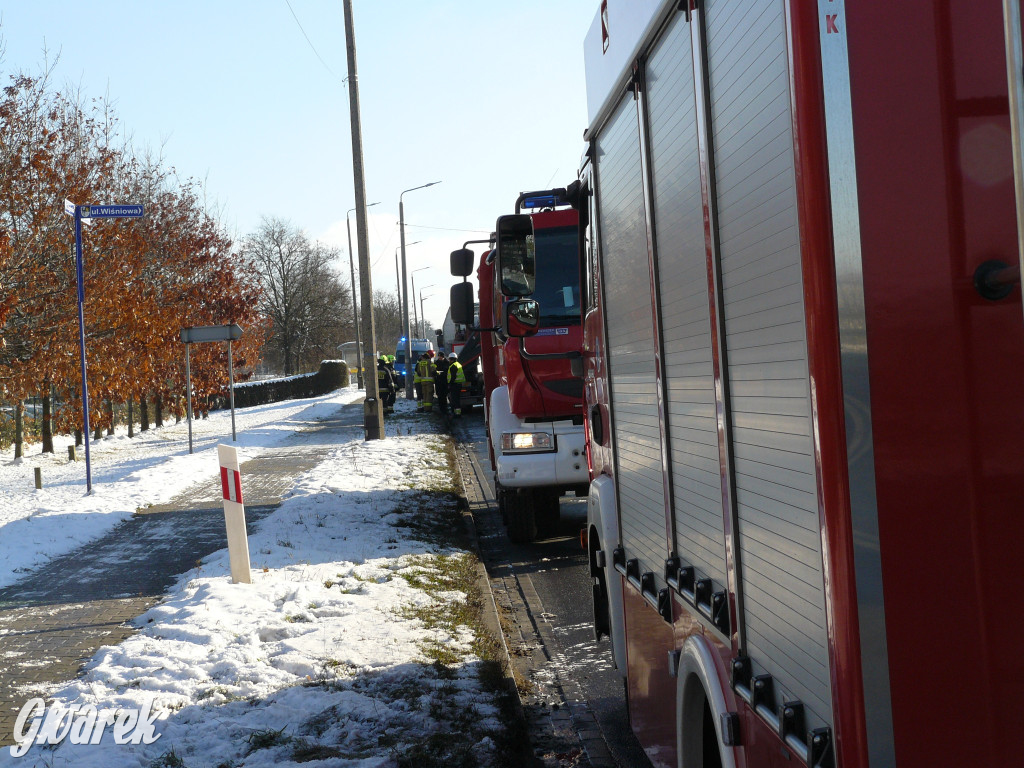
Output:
[[590, 531, 611, 640], [496, 481, 508, 524], [505, 490, 537, 543], [534, 489, 561, 535]]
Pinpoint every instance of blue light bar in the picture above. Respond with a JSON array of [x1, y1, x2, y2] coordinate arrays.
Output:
[[522, 194, 559, 209]]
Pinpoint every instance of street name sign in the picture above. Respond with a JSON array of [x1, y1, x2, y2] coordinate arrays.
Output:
[[81, 204, 144, 219]]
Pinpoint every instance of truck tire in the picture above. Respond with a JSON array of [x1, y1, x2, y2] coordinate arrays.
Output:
[[495, 480, 508, 525], [534, 488, 561, 535], [505, 489, 537, 543]]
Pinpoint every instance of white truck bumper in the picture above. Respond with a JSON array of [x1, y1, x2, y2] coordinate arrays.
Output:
[[495, 422, 588, 489]]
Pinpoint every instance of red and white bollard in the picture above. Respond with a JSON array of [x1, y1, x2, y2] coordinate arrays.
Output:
[[217, 444, 252, 584]]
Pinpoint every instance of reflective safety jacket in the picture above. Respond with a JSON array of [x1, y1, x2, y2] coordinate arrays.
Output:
[[414, 358, 436, 383], [377, 362, 395, 392], [447, 360, 465, 385]]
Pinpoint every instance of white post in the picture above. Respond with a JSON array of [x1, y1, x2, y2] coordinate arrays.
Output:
[[217, 444, 251, 584], [227, 341, 237, 442], [185, 343, 193, 454]]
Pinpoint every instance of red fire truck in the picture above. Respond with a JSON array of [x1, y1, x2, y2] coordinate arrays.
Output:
[[495, 1, 1024, 766], [450, 191, 588, 542]]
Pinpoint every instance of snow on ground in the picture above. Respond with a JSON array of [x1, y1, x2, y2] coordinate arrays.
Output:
[[0, 388, 512, 767], [0, 386, 364, 588]]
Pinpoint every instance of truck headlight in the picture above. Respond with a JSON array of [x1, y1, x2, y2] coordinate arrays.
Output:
[[501, 432, 554, 452]]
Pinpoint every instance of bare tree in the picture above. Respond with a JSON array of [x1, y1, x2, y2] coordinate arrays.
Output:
[[370, 289, 403, 357], [242, 217, 352, 375]]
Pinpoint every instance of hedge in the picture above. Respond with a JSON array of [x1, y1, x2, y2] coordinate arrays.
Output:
[[228, 360, 349, 409]]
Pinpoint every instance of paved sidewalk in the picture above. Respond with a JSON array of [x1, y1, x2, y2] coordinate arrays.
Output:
[[0, 403, 364, 745]]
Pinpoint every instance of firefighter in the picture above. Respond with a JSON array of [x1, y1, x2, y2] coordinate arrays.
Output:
[[447, 352, 466, 417], [434, 352, 451, 416], [414, 351, 436, 411], [377, 354, 396, 414]]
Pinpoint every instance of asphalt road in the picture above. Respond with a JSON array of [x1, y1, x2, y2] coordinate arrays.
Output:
[[452, 412, 651, 768]]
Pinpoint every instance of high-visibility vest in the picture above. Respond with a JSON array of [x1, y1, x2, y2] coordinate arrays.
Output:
[[415, 358, 435, 383], [448, 360, 465, 385]]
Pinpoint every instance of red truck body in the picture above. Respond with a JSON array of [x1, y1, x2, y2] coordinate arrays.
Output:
[[478, 208, 582, 419], [474, 205, 588, 542], [575, 1, 1024, 767]]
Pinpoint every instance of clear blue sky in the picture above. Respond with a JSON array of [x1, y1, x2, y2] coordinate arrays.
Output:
[[0, 0, 597, 333]]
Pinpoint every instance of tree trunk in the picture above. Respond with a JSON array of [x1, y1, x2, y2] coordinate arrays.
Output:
[[41, 387, 53, 454], [155, 394, 164, 428], [14, 400, 24, 459], [106, 400, 114, 436], [140, 396, 150, 431], [127, 398, 134, 438], [75, 429, 83, 447]]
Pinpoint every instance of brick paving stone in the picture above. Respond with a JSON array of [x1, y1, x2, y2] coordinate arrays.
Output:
[[0, 402, 363, 745]]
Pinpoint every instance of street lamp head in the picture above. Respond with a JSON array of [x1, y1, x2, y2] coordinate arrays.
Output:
[[347, 201, 381, 218], [401, 180, 442, 201]]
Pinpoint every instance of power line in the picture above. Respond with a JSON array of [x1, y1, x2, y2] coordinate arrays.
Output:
[[283, 0, 345, 85], [403, 223, 491, 234]]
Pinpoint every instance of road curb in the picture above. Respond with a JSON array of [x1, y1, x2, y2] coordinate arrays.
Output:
[[449, 432, 541, 767], [449, 421, 614, 768]]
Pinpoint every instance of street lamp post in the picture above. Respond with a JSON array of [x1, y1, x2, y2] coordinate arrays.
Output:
[[399, 181, 440, 398], [347, 201, 379, 389], [396, 241, 421, 304], [410, 266, 429, 346], [419, 288, 434, 338]]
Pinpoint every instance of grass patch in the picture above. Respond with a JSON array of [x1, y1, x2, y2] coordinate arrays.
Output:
[[291, 740, 344, 762], [246, 726, 290, 753], [196, 685, 245, 703], [387, 490, 468, 549], [150, 748, 187, 768]]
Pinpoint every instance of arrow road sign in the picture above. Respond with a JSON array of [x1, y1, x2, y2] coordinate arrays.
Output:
[[81, 204, 144, 219]]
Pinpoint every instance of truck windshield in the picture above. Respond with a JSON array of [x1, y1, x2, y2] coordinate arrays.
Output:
[[534, 225, 580, 326]]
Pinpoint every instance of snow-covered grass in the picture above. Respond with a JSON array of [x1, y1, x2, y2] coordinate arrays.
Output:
[[0, 389, 521, 767]]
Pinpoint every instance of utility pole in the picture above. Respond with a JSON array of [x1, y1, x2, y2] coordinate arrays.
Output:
[[343, 0, 384, 440], [347, 201, 379, 390]]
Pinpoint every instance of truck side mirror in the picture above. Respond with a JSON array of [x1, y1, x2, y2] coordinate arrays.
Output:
[[450, 282, 475, 325], [495, 214, 536, 297], [502, 299, 540, 338], [450, 248, 475, 277]]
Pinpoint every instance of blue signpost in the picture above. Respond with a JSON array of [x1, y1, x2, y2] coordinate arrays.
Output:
[[65, 200, 145, 494]]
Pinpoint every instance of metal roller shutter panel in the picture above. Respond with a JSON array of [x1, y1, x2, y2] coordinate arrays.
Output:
[[596, 94, 666, 581], [706, 0, 833, 731], [645, 10, 728, 592]]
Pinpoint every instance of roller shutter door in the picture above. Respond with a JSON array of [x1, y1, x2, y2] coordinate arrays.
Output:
[[646, 11, 728, 591], [595, 93, 666, 580], [705, 0, 833, 732]]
